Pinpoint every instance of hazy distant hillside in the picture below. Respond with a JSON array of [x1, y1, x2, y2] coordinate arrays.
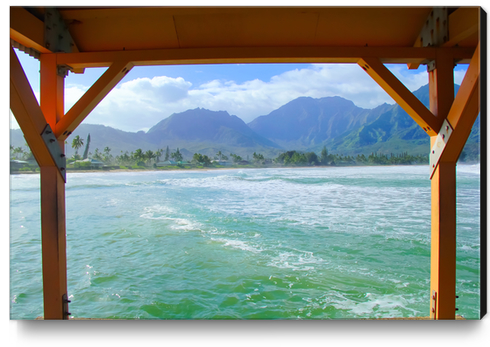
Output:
[[10, 108, 283, 160]]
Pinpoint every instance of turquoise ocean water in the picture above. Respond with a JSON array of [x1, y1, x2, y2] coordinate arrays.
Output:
[[9, 165, 481, 319]]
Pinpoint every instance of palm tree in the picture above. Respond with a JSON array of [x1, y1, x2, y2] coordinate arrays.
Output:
[[216, 150, 223, 162], [155, 149, 163, 163], [103, 147, 112, 164], [145, 150, 155, 165], [71, 135, 84, 158], [133, 149, 144, 165]]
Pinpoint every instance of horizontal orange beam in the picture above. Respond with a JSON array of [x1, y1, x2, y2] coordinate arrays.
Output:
[[55, 46, 475, 69], [10, 7, 51, 54], [358, 56, 440, 136]]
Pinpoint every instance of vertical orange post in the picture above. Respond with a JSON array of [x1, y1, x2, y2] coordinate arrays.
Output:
[[429, 50, 457, 319], [39, 53, 69, 319]]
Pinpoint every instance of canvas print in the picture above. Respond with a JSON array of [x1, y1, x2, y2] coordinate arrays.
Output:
[[9, 6, 483, 321]]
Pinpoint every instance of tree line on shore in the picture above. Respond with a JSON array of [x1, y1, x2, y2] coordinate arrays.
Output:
[[11, 132, 475, 172]]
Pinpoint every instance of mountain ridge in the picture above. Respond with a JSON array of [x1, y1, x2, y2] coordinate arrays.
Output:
[[10, 84, 480, 160]]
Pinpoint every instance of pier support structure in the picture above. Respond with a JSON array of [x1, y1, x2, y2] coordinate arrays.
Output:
[[9, 6, 482, 320]]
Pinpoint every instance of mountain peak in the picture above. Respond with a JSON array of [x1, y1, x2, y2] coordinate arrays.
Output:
[[146, 107, 280, 149]]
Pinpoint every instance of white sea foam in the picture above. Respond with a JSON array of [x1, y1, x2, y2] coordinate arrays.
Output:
[[10, 165, 481, 319], [457, 163, 480, 175], [210, 237, 262, 253]]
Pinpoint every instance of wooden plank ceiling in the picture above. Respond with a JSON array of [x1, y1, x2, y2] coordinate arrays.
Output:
[[12, 6, 479, 54]]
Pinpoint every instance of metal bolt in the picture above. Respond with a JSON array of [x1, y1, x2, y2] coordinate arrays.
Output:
[[431, 308, 435, 313], [66, 311, 71, 315], [433, 164, 435, 168], [45, 130, 52, 134], [60, 167, 65, 171], [432, 295, 436, 300], [60, 154, 66, 158], [446, 125, 449, 131], [455, 308, 459, 311], [456, 296, 459, 299], [432, 150, 435, 154], [442, 134, 445, 139], [49, 139, 55, 143]]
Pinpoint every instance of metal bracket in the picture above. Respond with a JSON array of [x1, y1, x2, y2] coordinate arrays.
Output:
[[430, 119, 453, 179], [41, 124, 67, 182], [431, 290, 438, 319], [57, 64, 72, 78], [62, 293, 71, 320], [420, 7, 449, 47], [427, 60, 436, 73], [44, 7, 76, 53]]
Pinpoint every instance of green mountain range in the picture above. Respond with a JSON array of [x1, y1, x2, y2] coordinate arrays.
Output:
[[10, 84, 480, 161]]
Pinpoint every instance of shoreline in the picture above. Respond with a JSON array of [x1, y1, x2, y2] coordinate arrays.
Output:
[[10, 161, 480, 176], [9, 163, 437, 175]]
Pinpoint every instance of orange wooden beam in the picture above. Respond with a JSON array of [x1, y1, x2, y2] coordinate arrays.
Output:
[[9, 46, 54, 167], [442, 7, 480, 48], [10, 7, 51, 54], [54, 46, 475, 69], [55, 60, 134, 141], [429, 43, 480, 178], [428, 50, 455, 131], [430, 161, 457, 319], [408, 7, 479, 69], [40, 52, 69, 320], [442, 43, 480, 162], [426, 45, 480, 322], [358, 56, 440, 136]]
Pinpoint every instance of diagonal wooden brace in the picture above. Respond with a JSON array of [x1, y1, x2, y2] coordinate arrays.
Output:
[[358, 57, 441, 136], [10, 46, 60, 171], [55, 60, 134, 141], [429, 42, 480, 179]]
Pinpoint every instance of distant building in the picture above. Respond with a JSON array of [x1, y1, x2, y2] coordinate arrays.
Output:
[[216, 160, 233, 166], [156, 160, 177, 166], [10, 160, 29, 170], [74, 158, 105, 168]]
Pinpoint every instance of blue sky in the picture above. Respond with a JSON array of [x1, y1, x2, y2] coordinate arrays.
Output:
[[11, 48, 468, 133]]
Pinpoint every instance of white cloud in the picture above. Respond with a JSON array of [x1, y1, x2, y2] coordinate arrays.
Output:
[[13, 63, 445, 132], [79, 64, 422, 131]]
